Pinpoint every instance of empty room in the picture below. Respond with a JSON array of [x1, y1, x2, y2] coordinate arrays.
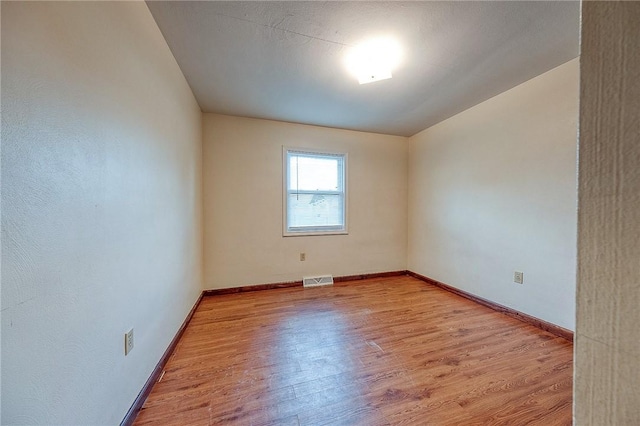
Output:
[[2, 1, 639, 425]]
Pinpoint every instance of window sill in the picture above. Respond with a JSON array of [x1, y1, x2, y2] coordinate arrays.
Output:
[[283, 230, 348, 237]]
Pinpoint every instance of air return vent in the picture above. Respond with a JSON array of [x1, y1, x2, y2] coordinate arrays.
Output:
[[303, 275, 334, 288]]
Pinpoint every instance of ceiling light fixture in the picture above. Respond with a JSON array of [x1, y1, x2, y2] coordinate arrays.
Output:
[[345, 37, 402, 85]]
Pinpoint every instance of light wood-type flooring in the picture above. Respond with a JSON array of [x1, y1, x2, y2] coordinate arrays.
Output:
[[133, 275, 573, 425]]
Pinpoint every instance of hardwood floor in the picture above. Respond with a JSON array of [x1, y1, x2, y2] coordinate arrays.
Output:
[[133, 276, 573, 425]]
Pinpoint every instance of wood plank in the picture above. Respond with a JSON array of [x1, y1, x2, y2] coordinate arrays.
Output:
[[407, 271, 574, 341], [133, 276, 572, 425], [121, 293, 203, 426]]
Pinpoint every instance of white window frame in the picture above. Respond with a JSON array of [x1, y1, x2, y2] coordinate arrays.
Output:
[[283, 147, 348, 237]]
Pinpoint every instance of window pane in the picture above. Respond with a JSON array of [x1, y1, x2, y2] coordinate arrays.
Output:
[[289, 155, 340, 191], [288, 193, 344, 229], [284, 149, 347, 235]]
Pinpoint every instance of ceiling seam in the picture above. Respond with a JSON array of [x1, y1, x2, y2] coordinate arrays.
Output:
[[211, 11, 350, 47]]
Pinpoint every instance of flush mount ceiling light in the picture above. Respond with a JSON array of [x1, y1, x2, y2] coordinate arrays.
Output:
[[345, 37, 402, 85]]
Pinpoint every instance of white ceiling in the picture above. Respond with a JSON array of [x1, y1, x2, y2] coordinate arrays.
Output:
[[147, 1, 579, 137]]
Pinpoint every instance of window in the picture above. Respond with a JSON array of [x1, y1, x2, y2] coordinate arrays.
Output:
[[283, 148, 347, 236]]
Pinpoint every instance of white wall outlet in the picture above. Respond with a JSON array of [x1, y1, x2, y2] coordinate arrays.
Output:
[[124, 328, 134, 355], [514, 271, 524, 284], [300, 252, 306, 261]]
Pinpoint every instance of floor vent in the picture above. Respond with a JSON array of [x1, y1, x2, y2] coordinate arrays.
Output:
[[303, 275, 334, 288]]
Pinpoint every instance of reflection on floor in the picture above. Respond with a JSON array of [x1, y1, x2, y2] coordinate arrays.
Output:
[[133, 275, 573, 425]]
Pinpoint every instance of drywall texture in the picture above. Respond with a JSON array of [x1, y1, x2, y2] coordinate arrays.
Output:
[[148, 1, 579, 136], [575, 2, 640, 424], [408, 59, 579, 330], [203, 114, 407, 289], [1, 2, 202, 424]]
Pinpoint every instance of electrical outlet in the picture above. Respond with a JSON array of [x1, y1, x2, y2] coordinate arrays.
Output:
[[514, 271, 524, 284], [300, 252, 306, 261], [125, 328, 134, 355]]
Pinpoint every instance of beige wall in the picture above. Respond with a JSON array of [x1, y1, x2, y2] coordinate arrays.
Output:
[[1, 2, 202, 424], [203, 114, 407, 289], [576, 2, 640, 424], [408, 59, 579, 330]]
